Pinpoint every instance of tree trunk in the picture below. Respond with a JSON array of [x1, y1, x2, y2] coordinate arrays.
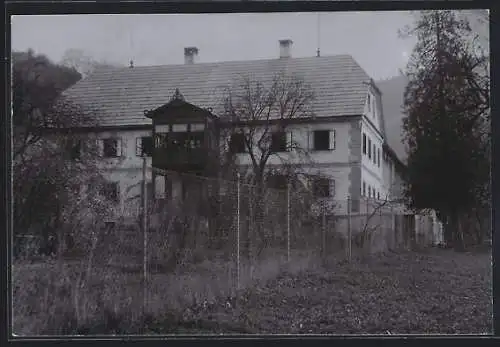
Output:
[[455, 214, 466, 252], [448, 211, 465, 252], [443, 215, 454, 248], [253, 183, 266, 258]]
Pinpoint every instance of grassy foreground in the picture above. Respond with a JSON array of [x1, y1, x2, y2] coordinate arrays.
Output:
[[12, 247, 492, 335]]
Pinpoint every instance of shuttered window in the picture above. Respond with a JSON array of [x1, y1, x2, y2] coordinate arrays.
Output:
[[270, 131, 287, 153], [312, 176, 331, 198], [313, 130, 335, 151], [100, 138, 122, 157], [136, 136, 153, 157]]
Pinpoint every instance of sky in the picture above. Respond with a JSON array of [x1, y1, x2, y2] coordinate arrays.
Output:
[[12, 12, 419, 80]]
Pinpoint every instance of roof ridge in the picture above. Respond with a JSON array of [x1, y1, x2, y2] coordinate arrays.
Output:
[[110, 53, 357, 70]]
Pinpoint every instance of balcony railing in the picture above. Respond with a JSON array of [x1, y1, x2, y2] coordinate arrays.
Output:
[[152, 147, 208, 171]]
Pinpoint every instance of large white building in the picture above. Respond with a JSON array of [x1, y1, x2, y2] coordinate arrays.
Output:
[[64, 40, 406, 216]]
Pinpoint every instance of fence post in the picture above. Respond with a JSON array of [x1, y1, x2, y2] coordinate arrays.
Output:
[[347, 196, 352, 262], [287, 182, 290, 263], [365, 198, 369, 253], [141, 156, 148, 316], [391, 203, 396, 249], [414, 215, 419, 249], [236, 172, 241, 291], [321, 201, 326, 259], [379, 202, 383, 253]]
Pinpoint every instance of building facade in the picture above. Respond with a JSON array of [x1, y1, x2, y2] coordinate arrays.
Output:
[[64, 40, 406, 219]]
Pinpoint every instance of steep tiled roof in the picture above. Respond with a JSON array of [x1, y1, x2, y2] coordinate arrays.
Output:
[[64, 55, 372, 127]]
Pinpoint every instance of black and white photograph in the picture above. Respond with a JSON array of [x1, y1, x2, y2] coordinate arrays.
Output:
[[10, 7, 491, 336]]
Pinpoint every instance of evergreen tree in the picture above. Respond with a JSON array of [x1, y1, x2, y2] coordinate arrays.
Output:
[[401, 11, 490, 249]]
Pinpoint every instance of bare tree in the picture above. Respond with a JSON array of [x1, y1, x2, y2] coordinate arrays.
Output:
[[221, 73, 317, 259], [222, 72, 316, 185], [354, 183, 407, 253]]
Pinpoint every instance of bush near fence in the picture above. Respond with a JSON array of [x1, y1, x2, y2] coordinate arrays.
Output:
[[13, 169, 442, 278], [117, 170, 441, 278], [13, 170, 443, 334]]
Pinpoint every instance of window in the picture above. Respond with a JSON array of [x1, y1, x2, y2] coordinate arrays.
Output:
[[368, 186, 371, 198], [190, 123, 204, 132], [313, 130, 329, 150], [136, 136, 153, 157], [312, 176, 331, 198], [154, 133, 168, 149], [362, 181, 366, 196], [172, 124, 187, 132], [367, 94, 371, 112], [101, 182, 119, 203], [188, 132, 204, 149], [377, 148, 380, 167], [270, 131, 287, 153], [67, 140, 81, 160], [172, 132, 188, 149], [313, 130, 335, 151], [377, 191, 380, 200], [368, 138, 372, 159], [362, 133, 367, 155], [229, 133, 246, 153], [102, 138, 120, 157], [163, 132, 198, 151], [373, 144, 376, 164]]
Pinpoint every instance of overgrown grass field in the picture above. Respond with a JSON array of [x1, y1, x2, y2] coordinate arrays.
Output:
[[12, 247, 491, 335]]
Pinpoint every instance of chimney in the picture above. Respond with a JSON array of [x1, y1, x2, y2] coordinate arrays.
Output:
[[184, 47, 199, 64], [279, 39, 293, 58]]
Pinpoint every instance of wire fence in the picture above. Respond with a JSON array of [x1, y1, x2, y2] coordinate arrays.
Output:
[[117, 170, 443, 301], [12, 169, 444, 334]]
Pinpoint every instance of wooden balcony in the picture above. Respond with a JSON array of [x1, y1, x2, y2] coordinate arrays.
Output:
[[152, 147, 209, 173]]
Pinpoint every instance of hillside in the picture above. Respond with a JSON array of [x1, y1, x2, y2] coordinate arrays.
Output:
[[376, 75, 409, 164]]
